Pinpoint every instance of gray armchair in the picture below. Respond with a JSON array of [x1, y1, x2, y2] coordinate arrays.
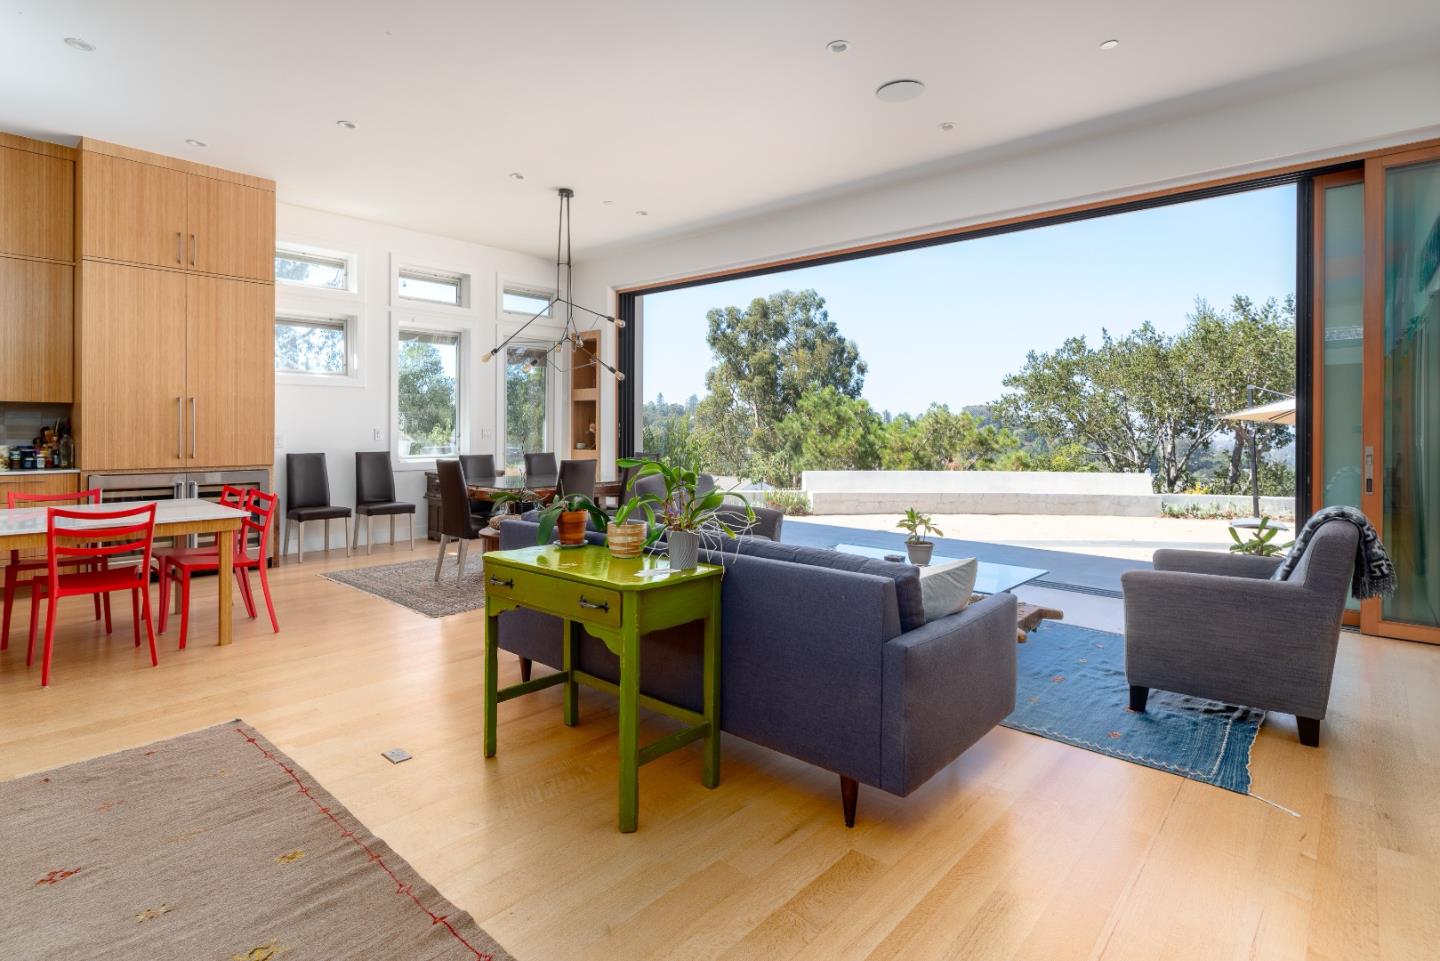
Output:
[[1121, 521, 1358, 746]]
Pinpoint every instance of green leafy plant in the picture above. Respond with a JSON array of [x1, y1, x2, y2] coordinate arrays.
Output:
[[896, 507, 942, 544], [486, 487, 547, 521], [532, 493, 611, 546], [1227, 515, 1294, 556], [617, 457, 756, 545], [763, 490, 812, 516]]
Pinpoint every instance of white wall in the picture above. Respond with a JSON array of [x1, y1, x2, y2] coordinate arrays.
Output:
[[574, 53, 1440, 464], [273, 203, 556, 554]]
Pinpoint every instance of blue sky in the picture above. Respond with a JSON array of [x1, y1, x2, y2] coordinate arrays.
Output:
[[641, 185, 1297, 415]]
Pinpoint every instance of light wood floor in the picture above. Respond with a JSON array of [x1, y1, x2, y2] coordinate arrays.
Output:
[[1, 542, 1436, 961]]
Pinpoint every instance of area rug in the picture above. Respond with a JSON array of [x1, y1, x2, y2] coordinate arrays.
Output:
[[0, 721, 515, 961], [321, 555, 487, 618], [1001, 622, 1264, 794]]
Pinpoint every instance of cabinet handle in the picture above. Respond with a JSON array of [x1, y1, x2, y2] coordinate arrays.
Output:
[[176, 397, 183, 458], [189, 397, 197, 458], [189, 233, 196, 266], [578, 596, 609, 612], [488, 576, 514, 588], [175, 232, 182, 264]]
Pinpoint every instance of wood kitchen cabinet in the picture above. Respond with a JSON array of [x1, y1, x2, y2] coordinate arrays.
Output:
[[78, 140, 273, 282], [0, 135, 74, 262], [77, 262, 188, 471], [186, 274, 275, 467], [0, 257, 73, 402]]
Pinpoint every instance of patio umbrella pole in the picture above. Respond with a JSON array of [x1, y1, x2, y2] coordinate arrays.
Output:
[[1249, 386, 1260, 519]]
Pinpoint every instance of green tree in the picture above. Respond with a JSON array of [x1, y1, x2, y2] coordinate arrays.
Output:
[[397, 339, 458, 456], [505, 350, 548, 468], [771, 387, 884, 486]]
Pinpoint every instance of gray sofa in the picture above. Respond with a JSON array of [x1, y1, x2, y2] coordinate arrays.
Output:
[[1121, 521, 1358, 746], [495, 519, 1018, 824]]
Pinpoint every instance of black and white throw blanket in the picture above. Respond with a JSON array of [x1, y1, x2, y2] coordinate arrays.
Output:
[[1272, 505, 1396, 599]]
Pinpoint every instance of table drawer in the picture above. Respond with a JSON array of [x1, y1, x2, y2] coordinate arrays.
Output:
[[485, 566, 622, 629]]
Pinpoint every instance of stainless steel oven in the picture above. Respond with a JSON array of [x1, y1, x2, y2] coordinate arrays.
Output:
[[84, 468, 272, 557]]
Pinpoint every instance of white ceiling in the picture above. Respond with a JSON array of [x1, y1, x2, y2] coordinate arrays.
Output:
[[4, 1, 1440, 259]]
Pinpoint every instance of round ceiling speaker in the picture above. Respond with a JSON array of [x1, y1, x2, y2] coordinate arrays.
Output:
[[875, 79, 926, 103]]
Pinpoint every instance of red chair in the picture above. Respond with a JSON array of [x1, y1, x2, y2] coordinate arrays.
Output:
[[3, 488, 109, 651], [156, 489, 278, 649], [28, 502, 158, 688]]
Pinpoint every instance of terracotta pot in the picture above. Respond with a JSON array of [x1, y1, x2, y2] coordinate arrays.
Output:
[[557, 510, 588, 546], [607, 520, 647, 558]]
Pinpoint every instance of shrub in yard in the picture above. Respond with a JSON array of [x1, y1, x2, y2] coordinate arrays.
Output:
[[763, 490, 812, 516]]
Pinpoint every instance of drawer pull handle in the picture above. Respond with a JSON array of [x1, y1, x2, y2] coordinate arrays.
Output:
[[578, 596, 609, 612], [488, 576, 514, 588]]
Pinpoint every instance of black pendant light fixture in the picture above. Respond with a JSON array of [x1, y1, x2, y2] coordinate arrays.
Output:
[[481, 188, 626, 379]]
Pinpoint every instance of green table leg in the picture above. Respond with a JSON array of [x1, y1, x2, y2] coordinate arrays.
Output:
[[562, 619, 579, 727], [617, 593, 641, 833], [701, 582, 721, 788], [484, 607, 499, 758]]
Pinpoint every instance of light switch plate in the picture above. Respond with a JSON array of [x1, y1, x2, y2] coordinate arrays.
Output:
[[372, 427, 383, 441], [382, 748, 412, 764]]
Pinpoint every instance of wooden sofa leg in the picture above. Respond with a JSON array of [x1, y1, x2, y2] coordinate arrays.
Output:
[[1297, 716, 1321, 747], [839, 776, 858, 828], [519, 657, 532, 683], [1128, 685, 1149, 712]]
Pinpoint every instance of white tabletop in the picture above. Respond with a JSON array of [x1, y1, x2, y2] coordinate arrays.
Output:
[[0, 498, 247, 536]]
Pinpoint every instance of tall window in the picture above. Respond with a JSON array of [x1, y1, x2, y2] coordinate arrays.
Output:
[[397, 329, 461, 458], [275, 246, 351, 291], [505, 344, 549, 471], [398, 267, 468, 307], [275, 315, 351, 376]]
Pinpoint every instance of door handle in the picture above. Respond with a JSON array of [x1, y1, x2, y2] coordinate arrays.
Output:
[[578, 596, 609, 612], [175, 397, 183, 459], [175, 232, 182, 264], [1364, 446, 1375, 495], [189, 233, 196, 266], [189, 397, 197, 458]]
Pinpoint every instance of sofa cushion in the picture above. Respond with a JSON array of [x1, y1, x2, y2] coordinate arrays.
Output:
[[729, 538, 925, 634], [918, 557, 978, 623]]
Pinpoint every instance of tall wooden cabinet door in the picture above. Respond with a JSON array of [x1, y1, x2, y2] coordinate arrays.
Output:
[[186, 175, 274, 281], [79, 151, 187, 268], [78, 262, 188, 470], [185, 275, 274, 467], [0, 258, 73, 402], [0, 145, 73, 261]]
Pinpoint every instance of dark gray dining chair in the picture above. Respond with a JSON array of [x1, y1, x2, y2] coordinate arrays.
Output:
[[352, 451, 416, 555], [434, 459, 485, 585], [556, 459, 597, 499], [523, 452, 557, 479], [458, 454, 496, 480], [283, 453, 352, 563]]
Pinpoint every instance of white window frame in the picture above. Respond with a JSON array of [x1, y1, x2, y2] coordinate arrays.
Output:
[[274, 241, 360, 296], [498, 277, 557, 321], [494, 318, 563, 474], [274, 308, 363, 387], [392, 258, 473, 312], [392, 313, 469, 469]]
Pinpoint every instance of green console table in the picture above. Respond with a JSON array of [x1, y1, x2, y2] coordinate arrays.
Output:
[[482, 544, 723, 832]]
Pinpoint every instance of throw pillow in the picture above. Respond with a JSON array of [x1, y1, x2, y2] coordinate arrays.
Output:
[[918, 557, 978, 623]]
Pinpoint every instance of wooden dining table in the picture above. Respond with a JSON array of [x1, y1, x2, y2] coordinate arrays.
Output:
[[0, 498, 249, 646], [466, 474, 628, 503]]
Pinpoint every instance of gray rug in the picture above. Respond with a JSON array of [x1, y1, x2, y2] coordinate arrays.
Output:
[[322, 557, 488, 618], [1002, 622, 1264, 794], [0, 721, 515, 960]]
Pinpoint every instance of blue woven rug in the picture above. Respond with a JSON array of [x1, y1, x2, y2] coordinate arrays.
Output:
[[1001, 622, 1264, 794]]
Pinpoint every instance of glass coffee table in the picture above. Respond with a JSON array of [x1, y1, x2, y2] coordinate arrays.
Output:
[[832, 543, 1047, 595], [832, 543, 1061, 640]]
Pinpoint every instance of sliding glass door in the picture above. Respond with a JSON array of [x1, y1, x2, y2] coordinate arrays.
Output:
[[1362, 147, 1440, 642]]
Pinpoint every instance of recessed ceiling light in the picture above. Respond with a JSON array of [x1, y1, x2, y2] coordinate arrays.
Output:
[[185, 139, 207, 148], [507, 172, 524, 180], [1099, 39, 1120, 50], [826, 39, 849, 54], [63, 37, 95, 52], [938, 121, 957, 132], [635, 210, 648, 216], [601, 200, 614, 206], [335, 119, 357, 129], [875, 79, 925, 103]]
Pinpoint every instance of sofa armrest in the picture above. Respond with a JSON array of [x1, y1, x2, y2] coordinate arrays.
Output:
[[1122, 569, 1340, 718], [1151, 549, 1281, 579], [880, 593, 1017, 796]]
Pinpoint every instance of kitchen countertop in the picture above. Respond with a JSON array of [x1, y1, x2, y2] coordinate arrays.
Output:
[[0, 468, 81, 477]]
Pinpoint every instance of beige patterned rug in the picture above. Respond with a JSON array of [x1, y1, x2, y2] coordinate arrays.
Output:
[[321, 557, 487, 618], [0, 721, 515, 961]]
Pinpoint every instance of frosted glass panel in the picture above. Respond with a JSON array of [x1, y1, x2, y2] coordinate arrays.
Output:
[[1382, 160, 1440, 628], [1320, 181, 1364, 611]]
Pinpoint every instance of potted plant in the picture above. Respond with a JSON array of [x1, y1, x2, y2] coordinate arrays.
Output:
[[487, 487, 546, 530], [1227, 515, 1293, 556], [533, 493, 610, 547], [897, 508, 942, 565], [605, 495, 659, 558], [616, 457, 755, 571]]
